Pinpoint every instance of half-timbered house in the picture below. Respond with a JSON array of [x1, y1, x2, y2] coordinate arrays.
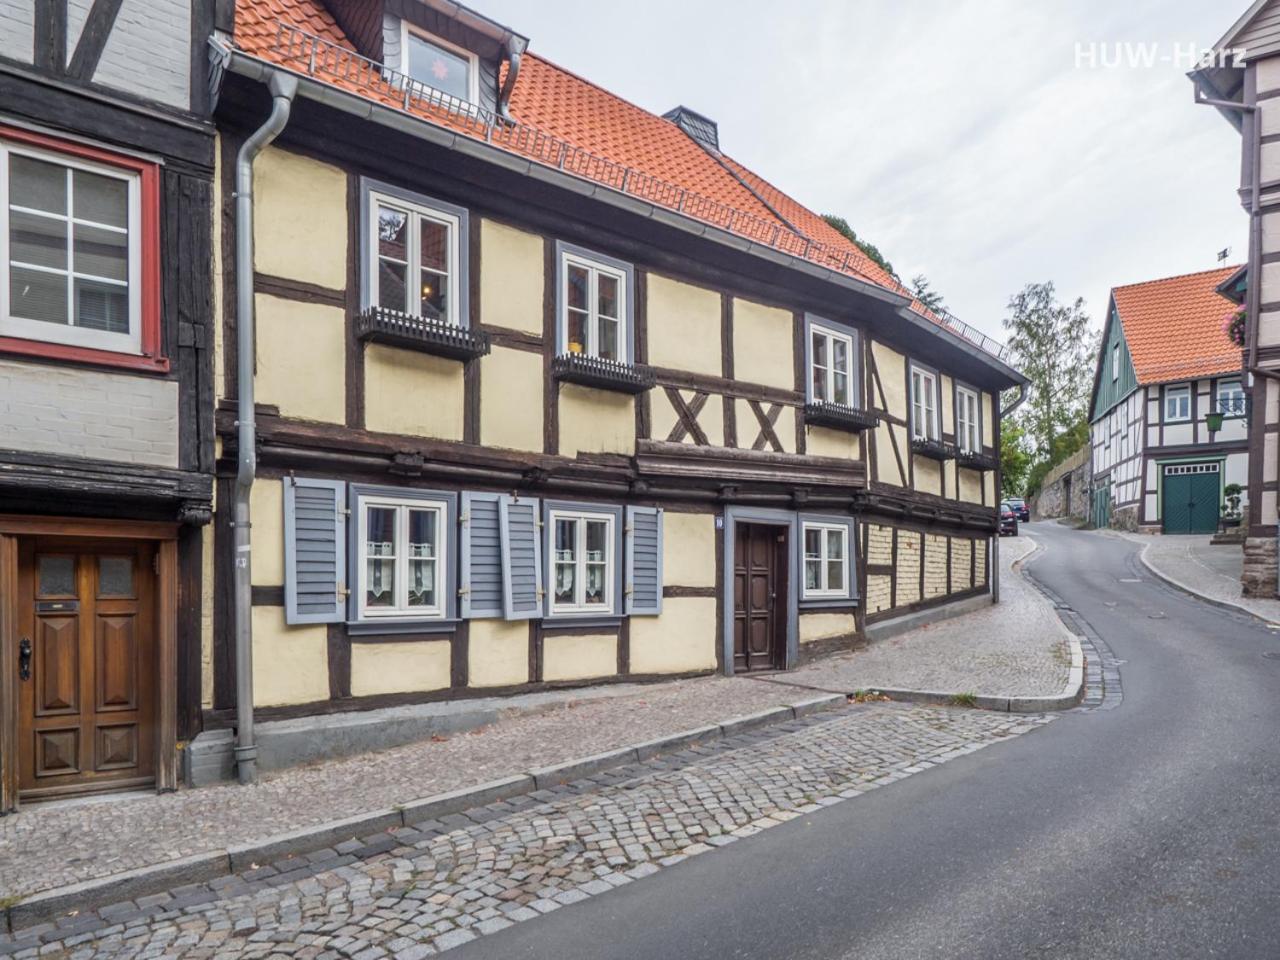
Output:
[[0, 0, 216, 809], [1088, 267, 1247, 533], [201, 0, 1026, 779]]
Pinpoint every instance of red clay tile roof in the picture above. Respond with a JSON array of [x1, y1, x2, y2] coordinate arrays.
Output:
[[1112, 266, 1243, 384], [230, 0, 990, 349]]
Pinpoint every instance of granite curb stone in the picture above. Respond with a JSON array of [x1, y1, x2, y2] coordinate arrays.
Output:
[[1129, 537, 1280, 626], [1, 694, 841, 934]]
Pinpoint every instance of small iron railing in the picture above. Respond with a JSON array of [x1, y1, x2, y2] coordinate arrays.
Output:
[[263, 21, 1012, 363]]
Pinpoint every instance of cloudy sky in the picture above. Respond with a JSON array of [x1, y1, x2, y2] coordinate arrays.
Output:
[[480, 0, 1245, 341]]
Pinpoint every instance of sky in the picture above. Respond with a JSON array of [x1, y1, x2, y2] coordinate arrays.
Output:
[[478, 0, 1246, 342]]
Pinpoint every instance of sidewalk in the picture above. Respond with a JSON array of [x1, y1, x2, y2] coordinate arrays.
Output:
[[786, 534, 1074, 700], [1111, 531, 1280, 624]]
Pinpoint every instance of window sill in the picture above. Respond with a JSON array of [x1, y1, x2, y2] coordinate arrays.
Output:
[[911, 438, 956, 461], [551, 353, 655, 394], [803, 401, 879, 432], [799, 597, 860, 611], [347, 618, 457, 637], [955, 450, 999, 471], [0, 335, 169, 374], [354, 307, 490, 361], [542, 614, 623, 629]]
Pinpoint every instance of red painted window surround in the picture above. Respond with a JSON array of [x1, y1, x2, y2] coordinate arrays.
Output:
[[0, 123, 167, 374]]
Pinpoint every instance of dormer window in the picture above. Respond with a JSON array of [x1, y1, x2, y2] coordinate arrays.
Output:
[[403, 25, 479, 105]]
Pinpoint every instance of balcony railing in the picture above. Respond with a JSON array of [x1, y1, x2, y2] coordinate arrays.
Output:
[[259, 21, 1013, 365]]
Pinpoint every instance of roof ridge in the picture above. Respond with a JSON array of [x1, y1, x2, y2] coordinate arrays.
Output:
[[1112, 264, 1243, 293]]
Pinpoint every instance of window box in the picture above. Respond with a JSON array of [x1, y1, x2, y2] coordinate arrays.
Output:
[[955, 449, 998, 471], [551, 352, 654, 394], [911, 437, 956, 461], [803, 401, 879, 432], [354, 306, 489, 361]]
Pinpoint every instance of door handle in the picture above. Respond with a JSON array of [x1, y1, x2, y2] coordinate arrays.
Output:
[[18, 637, 31, 682]]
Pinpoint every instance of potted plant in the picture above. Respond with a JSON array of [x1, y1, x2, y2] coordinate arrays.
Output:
[[1221, 482, 1243, 527], [1224, 308, 1246, 349]]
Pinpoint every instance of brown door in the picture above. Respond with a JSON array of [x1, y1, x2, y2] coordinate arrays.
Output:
[[733, 523, 787, 672], [17, 539, 156, 800]]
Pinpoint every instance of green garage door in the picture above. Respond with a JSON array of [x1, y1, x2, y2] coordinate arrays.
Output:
[[1162, 463, 1220, 534]]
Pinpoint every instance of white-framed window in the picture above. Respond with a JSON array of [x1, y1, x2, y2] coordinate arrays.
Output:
[[1164, 384, 1191, 423], [956, 385, 981, 453], [910, 365, 939, 441], [802, 522, 849, 599], [402, 23, 479, 106], [357, 495, 446, 620], [1111, 342, 1120, 382], [809, 323, 855, 406], [1, 140, 141, 354], [561, 250, 627, 362], [369, 189, 461, 325], [1217, 379, 1246, 417], [550, 509, 614, 613]]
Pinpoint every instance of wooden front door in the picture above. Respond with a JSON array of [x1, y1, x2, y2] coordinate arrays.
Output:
[[17, 539, 156, 800], [733, 523, 787, 672]]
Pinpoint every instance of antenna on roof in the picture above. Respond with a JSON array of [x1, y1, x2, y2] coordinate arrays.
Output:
[[1217, 247, 1231, 263]]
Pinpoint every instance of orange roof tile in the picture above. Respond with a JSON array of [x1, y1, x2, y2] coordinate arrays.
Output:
[[1112, 266, 1243, 384], [230, 0, 1002, 355]]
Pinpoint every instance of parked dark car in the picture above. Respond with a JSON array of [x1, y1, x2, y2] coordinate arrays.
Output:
[[1007, 496, 1030, 522], [999, 501, 1019, 536]]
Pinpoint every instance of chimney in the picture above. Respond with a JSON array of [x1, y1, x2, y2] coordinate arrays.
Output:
[[662, 105, 719, 153]]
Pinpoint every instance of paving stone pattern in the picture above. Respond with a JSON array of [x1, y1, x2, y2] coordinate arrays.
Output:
[[0, 679, 803, 901], [0, 703, 1051, 958], [789, 535, 1072, 698]]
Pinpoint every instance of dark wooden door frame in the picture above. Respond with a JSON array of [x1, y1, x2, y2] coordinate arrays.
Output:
[[0, 517, 178, 814], [719, 506, 798, 676]]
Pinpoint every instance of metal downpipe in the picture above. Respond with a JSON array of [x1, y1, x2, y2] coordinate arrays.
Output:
[[233, 72, 297, 785], [992, 382, 1029, 605]]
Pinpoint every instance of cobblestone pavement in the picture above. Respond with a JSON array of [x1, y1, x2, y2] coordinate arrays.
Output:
[[0, 703, 1051, 959], [0, 678, 805, 900], [1112, 530, 1280, 624], [786, 534, 1072, 698]]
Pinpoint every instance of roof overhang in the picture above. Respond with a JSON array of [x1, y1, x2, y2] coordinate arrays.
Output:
[[414, 0, 528, 52], [1217, 263, 1249, 304]]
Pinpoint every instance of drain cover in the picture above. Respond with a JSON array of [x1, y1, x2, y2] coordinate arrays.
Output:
[[1264, 651, 1280, 660]]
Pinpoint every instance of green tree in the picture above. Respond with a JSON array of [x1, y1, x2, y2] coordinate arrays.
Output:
[[910, 274, 946, 314], [821, 214, 896, 278], [1003, 282, 1096, 462], [1000, 417, 1032, 497]]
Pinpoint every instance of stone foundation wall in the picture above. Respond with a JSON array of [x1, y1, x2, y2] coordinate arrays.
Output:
[[1242, 537, 1278, 598], [1032, 450, 1090, 521]]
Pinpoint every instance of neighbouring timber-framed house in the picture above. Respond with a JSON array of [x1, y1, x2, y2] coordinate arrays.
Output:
[[200, 0, 1026, 781], [0, 1, 216, 810], [1195, 0, 1280, 596], [1088, 267, 1248, 533]]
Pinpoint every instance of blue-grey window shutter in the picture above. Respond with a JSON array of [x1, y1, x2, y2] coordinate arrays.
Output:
[[625, 506, 663, 615], [460, 492, 504, 619], [284, 477, 347, 624], [499, 496, 543, 620]]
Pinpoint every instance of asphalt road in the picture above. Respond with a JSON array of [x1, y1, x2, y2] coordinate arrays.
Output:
[[457, 523, 1280, 960]]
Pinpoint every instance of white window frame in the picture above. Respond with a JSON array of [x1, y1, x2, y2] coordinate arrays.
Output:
[[801, 522, 850, 600], [356, 494, 447, 621], [1216, 379, 1245, 417], [368, 189, 461, 326], [956, 384, 981, 453], [1164, 384, 1191, 423], [559, 250, 628, 363], [1111, 342, 1120, 382], [808, 323, 855, 406], [548, 508, 615, 615], [401, 21, 480, 107], [0, 139, 142, 354], [910, 364, 939, 441]]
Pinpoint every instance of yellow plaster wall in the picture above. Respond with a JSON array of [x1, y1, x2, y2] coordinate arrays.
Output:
[[558, 383, 634, 456], [663, 511, 716, 588], [480, 346, 543, 452], [940, 374, 954, 435], [251, 480, 283, 586], [805, 425, 859, 460], [255, 295, 346, 423], [732, 298, 794, 390], [468, 620, 529, 688], [984, 471, 996, 504], [364, 344, 464, 441], [629, 598, 717, 673], [646, 274, 721, 376], [736, 399, 795, 454], [253, 146, 347, 289], [875, 423, 907, 485], [982, 391, 994, 446], [799, 611, 857, 643], [542, 633, 617, 681], [480, 219, 544, 334], [871, 341, 907, 416], [251, 608, 329, 706], [350, 641, 451, 697], [957, 467, 983, 504], [915, 457, 942, 496]]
